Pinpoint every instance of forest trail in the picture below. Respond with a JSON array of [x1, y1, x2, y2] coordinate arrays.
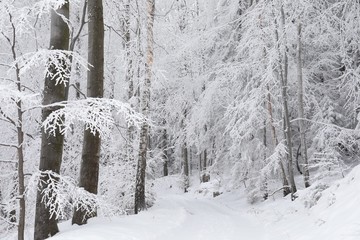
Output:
[[146, 194, 266, 240], [50, 191, 267, 240]]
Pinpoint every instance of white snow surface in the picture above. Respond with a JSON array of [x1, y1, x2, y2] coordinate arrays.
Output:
[[43, 168, 360, 239]]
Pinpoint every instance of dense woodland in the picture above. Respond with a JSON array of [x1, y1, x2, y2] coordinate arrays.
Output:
[[0, 0, 360, 239]]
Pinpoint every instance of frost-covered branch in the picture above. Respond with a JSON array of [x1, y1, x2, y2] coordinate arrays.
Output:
[[42, 98, 146, 137], [27, 170, 114, 220], [10, 49, 89, 86], [262, 141, 288, 176]]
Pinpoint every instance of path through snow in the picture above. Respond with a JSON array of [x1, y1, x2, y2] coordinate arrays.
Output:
[[50, 192, 266, 240]]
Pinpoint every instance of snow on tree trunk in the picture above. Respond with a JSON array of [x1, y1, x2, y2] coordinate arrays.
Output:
[[273, 5, 297, 198], [5, 13, 27, 240], [182, 141, 190, 192], [266, 85, 290, 196], [72, 0, 104, 225], [34, 3, 70, 239], [296, 22, 310, 188], [125, 0, 136, 168], [134, 0, 155, 214]]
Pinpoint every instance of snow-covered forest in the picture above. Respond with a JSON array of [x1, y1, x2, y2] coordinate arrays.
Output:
[[1, 0, 360, 239]]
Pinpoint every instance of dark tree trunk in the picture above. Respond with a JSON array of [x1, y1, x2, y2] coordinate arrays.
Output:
[[72, 0, 104, 225], [34, 3, 70, 240], [162, 128, 169, 177], [182, 142, 189, 192]]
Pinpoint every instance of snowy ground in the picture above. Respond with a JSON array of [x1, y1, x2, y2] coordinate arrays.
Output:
[[49, 176, 265, 240], [1, 167, 353, 240], [45, 168, 360, 240]]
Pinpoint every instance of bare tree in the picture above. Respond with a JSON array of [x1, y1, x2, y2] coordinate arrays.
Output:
[[1, 11, 26, 240]]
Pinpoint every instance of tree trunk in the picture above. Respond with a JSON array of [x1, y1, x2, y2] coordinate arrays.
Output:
[[6, 12, 26, 240], [296, 22, 310, 188], [72, 0, 104, 225], [182, 142, 190, 192], [34, 3, 70, 239], [266, 85, 290, 196], [272, 7, 297, 198], [279, 6, 297, 197], [134, 0, 155, 214], [162, 127, 169, 176], [262, 118, 268, 200], [15, 56, 25, 240], [125, 0, 136, 169]]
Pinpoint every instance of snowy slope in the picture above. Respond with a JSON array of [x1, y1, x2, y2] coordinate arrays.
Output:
[[244, 166, 360, 240], [46, 168, 360, 240]]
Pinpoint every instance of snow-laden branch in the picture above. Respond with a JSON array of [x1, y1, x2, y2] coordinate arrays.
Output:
[[27, 170, 114, 220], [0, 84, 40, 122], [0, 84, 39, 103], [0, 0, 80, 35], [11, 49, 89, 86], [43, 98, 146, 137], [261, 141, 288, 176]]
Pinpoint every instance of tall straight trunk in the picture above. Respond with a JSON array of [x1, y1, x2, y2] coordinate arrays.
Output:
[[272, 7, 296, 198], [279, 6, 297, 196], [5, 12, 26, 240], [262, 118, 268, 200], [16, 100, 25, 240], [182, 142, 189, 192], [296, 23, 310, 188], [125, 0, 133, 100], [72, 0, 104, 225], [162, 127, 169, 176], [34, 3, 70, 239], [266, 85, 290, 196], [125, 0, 135, 166], [134, 0, 155, 214]]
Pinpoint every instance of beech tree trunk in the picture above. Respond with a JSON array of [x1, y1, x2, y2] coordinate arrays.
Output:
[[72, 0, 104, 225], [296, 22, 310, 188], [34, 3, 70, 239], [134, 0, 155, 214]]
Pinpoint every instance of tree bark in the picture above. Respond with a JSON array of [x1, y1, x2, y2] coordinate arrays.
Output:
[[34, 2, 70, 240], [72, 0, 104, 225], [134, 0, 155, 214], [34, 3, 70, 239], [296, 22, 310, 188]]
